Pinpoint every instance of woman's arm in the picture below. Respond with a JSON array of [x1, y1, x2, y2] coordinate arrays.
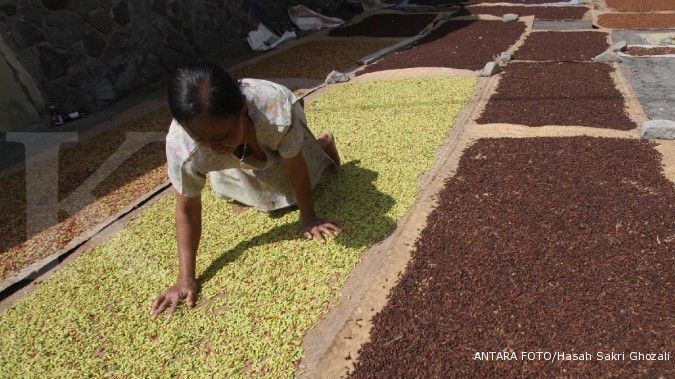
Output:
[[176, 191, 202, 280], [150, 190, 202, 320], [281, 152, 340, 243]]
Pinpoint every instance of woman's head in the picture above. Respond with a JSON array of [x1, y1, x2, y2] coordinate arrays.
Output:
[[168, 63, 246, 155]]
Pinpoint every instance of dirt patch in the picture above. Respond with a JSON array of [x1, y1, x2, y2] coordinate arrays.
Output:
[[655, 141, 675, 184], [328, 13, 437, 38], [604, 0, 675, 12], [626, 46, 675, 56], [477, 63, 637, 130], [358, 20, 526, 73], [350, 137, 675, 378], [597, 13, 675, 29], [515, 31, 608, 61], [467, 123, 639, 140], [232, 40, 396, 81], [462, 5, 588, 20]]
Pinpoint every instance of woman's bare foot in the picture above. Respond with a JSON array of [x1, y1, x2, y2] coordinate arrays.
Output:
[[318, 131, 340, 172]]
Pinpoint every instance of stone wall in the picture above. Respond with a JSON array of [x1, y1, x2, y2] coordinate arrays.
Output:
[[0, 0, 346, 125], [0, 33, 42, 131]]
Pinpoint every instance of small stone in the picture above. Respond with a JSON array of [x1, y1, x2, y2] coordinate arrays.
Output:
[[165, 29, 188, 52], [20, 1, 47, 24], [156, 45, 185, 70], [325, 70, 349, 84], [1, 2, 17, 16], [499, 51, 512, 62], [45, 11, 87, 49], [610, 40, 627, 52], [85, 59, 109, 81], [11, 19, 45, 47], [503, 14, 519, 22], [83, 31, 106, 57], [167, 0, 182, 18], [37, 45, 68, 79], [591, 51, 622, 62], [141, 53, 163, 79], [41, 0, 67, 10], [151, 0, 166, 15], [479, 61, 502, 77], [68, 0, 99, 15], [104, 30, 129, 58], [115, 61, 140, 94], [168, 16, 182, 31], [112, 1, 131, 26], [88, 9, 114, 34], [640, 119, 675, 140], [94, 79, 116, 102], [44, 79, 74, 109]]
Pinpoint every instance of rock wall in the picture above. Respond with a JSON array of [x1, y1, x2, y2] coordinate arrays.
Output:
[[0, 52, 42, 131], [0, 0, 346, 124]]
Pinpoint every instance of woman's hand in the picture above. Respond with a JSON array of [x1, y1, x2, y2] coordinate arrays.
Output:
[[281, 153, 341, 243], [150, 277, 199, 320], [300, 218, 341, 243]]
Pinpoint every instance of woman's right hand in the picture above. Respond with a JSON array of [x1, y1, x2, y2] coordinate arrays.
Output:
[[150, 277, 199, 320]]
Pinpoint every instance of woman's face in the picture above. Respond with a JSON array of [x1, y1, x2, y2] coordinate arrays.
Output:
[[185, 106, 246, 155]]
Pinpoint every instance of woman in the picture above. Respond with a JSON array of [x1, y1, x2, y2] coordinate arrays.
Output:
[[151, 63, 341, 319]]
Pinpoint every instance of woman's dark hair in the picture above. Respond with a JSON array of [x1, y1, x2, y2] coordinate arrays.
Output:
[[167, 63, 243, 125]]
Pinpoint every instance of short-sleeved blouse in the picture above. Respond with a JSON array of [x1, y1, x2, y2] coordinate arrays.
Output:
[[165, 78, 334, 211]]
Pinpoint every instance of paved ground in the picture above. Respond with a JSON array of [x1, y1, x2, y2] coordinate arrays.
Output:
[[532, 20, 593, 30], [619, 57, 675, 120], [612, 29, 675, 45]]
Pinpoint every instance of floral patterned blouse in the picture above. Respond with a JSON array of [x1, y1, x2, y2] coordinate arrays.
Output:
[[165, 78, 334, 212]]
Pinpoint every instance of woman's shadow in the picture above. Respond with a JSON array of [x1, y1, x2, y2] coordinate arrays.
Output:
[[197, 160, 396, 285]]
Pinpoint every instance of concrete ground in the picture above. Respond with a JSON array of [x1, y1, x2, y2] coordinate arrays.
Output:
[[612, 29, 675, 45], [618, 56, 675, 120], [533, 19, 593, 30]]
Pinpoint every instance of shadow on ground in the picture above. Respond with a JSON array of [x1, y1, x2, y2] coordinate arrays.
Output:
[[198, 160, 396, 286]]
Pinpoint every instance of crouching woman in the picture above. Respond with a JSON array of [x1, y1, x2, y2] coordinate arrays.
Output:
[[151, 63, 341, 319]]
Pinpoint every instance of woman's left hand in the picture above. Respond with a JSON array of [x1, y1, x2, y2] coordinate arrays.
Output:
[[300, 218, 341, 243]]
